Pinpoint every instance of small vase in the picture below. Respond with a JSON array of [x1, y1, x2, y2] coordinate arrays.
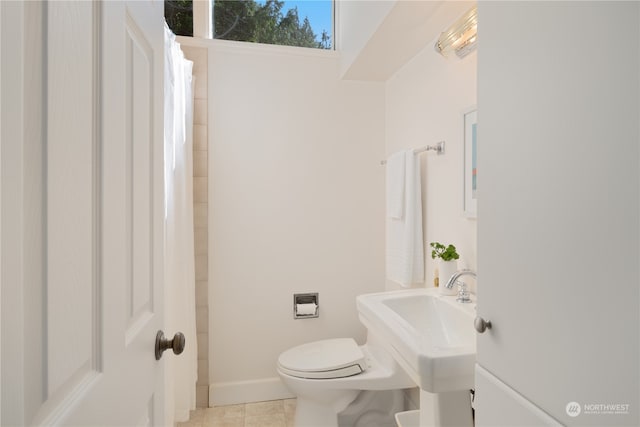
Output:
[[438, 259, 459, 296]]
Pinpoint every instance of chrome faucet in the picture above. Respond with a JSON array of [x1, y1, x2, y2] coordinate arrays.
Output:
[[445, 269, 476, 303]]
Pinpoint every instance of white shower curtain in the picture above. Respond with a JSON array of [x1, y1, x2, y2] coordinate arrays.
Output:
[[164, 22, 198, 423]]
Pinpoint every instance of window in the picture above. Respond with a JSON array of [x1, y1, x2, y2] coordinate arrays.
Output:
[[165, 0, 333, 50]]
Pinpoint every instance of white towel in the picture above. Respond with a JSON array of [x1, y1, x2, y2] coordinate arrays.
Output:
[[385, 151, 405, 219], [386, 150, 424, 287]]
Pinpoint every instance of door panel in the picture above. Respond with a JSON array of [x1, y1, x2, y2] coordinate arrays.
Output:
[[1, 0, 165, 425], [127, 12, 153, 317], [46, 0, 99, 399], [125, 11, 155, 338]]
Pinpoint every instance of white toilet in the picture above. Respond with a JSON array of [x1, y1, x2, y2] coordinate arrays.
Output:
[[277, 335, 415, 427]]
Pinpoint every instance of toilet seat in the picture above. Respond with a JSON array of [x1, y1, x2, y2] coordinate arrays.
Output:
[[278, 338, 367, 379]]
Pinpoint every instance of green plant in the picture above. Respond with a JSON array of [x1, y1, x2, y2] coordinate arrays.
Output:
[[430, 242, 460, 261]]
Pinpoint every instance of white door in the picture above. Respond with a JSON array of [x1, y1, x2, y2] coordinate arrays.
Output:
[[1, 0, 169, 425], [476, 2, 639, 426]]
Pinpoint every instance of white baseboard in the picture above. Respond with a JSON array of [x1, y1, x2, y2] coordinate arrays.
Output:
[[209, 377, 295, 407]]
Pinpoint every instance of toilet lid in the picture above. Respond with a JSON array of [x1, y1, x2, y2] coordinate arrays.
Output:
[[278, 338, 367, 379]]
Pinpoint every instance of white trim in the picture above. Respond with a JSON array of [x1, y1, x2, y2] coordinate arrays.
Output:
[[178, 36, 339, 60], [333, 0, 340, 51], [192, 0, 212, 39], [0, 2, 26, 424], [209, 377, 294, 407], [175, 35, 210, 48]]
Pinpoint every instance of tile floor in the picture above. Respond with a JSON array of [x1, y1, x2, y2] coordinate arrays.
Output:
[[177, 399, 296, 427]]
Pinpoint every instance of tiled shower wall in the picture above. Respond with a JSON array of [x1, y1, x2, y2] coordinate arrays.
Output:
[[181, 43, 209, 408]]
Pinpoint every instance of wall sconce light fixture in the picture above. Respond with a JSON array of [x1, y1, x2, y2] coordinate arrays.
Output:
[[435, 6, 478, 59]]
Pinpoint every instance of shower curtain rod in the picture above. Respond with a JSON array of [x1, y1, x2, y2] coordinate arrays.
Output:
[[380, 141, 445, 165]]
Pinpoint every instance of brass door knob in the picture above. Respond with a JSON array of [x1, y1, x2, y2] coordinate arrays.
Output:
[[155, 330, 185, 360]]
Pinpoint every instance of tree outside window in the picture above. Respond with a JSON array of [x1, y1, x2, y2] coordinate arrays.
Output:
[[165, 0, 194, 36]]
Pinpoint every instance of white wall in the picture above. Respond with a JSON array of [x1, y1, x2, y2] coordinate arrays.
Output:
[[337, 0, 395, 78], [385, 23, 477, 291], [207, 40, 386, 405]]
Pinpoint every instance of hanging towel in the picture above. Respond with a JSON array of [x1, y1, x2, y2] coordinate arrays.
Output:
[[386, 150, 425, 287], [385, 151, 405, 219]]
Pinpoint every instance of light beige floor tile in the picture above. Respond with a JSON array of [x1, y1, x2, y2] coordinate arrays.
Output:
[[176, 420, 203, 427], [205, 404, 246, 420], [178, 408, 205, 427], [284, 401, 296, 427], [182, 399, 296, 427], [285, 411, 295, 427], [283, 398, 296, 416], [244, 413, 286, 427], [207, 417, 244, 427], [245, 400, 284, 417], [189, 408, 207, 422]]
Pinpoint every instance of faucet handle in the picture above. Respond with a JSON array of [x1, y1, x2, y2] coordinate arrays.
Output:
[[456, 281, 472, 303]]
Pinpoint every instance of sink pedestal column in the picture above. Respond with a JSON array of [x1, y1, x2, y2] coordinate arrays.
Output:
[[419, 389, 473, 426]]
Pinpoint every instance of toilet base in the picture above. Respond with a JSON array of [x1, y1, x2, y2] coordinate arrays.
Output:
[[294, 390, 359, 427], [339, 389, 405, 427], [294, 389, 405, 427]]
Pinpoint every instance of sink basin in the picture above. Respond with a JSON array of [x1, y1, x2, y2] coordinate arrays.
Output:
[[356, 288, 476, 392]]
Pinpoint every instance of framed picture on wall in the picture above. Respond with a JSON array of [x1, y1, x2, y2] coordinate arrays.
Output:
[[464, 108, 477, 218]]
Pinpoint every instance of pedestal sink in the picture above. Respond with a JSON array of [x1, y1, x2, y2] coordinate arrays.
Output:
[[356, 288, 476, 426]]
